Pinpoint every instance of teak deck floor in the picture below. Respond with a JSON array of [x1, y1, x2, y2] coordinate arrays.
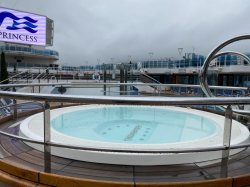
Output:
[[1, 119, 250, 183]]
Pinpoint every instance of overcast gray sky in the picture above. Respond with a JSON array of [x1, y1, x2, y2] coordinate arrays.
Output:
[[1, 0, 250, 66]]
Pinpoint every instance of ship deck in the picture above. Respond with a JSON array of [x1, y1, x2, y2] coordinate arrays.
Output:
[[1, 118, 250, 184]]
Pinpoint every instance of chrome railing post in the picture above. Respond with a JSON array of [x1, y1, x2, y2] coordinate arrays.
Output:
[[12, 87, 17, 120], [120, 64, 125, 95], [221, 105, 232, 177], [13, 99, 17, 120], [38, 79, 41, 93], [223, 105, 233, 156], [103, 65, 107, 96], [44, 101, 51, 173]]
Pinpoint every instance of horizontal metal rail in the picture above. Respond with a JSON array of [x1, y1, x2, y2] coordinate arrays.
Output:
[[0, 128, 249, 154], [0, 102, 44, 110], [0, 71, 29, 84], [2, 90, 250, 105], [0, 82, 248, 91]]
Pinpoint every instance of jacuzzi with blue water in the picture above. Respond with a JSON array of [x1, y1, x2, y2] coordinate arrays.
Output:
[[19, 105, 250, 165]]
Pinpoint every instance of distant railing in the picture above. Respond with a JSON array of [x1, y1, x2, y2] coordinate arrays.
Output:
[[0, 70, 28, 84], [0, 45, 59, 58], [140, 71, 161, 84]]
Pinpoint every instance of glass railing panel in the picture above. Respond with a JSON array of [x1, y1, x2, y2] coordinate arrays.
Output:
[[0, 45, 58, 57]]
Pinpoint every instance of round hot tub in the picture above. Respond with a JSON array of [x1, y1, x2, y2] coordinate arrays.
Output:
[[19, 105, 250, 165]]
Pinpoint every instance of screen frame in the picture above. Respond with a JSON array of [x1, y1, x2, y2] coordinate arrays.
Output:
[[0, 7, 51, 46]]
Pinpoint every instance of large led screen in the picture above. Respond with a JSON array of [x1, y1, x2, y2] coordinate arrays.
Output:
[[0, 7, 46, 46]]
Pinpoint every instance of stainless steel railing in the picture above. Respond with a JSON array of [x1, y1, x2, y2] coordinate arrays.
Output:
[[199, 34, 250, 98], [199, 34, 250, 116], [0, 82, 248, 94], [0, 82, 249, 174]]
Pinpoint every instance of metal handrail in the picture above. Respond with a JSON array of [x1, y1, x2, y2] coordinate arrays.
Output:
[[0, 100, 248, 154], [1, 89, 250, 105], [32, 67, 50, 82], [200, 34, 250, 97], [140, 70, 162, 84], [0, 102, 43, 110], [0, 70, 28, 84], [0, 129, 249, 154], [214, 51, 250, 65], [0, 82, 248, 91], [0, 81, 249, 173], [199, 35, 250, 116]]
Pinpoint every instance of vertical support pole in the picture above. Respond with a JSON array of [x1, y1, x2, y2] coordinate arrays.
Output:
[[13, 99, 17, 120], [223, 105, 233, 157], [38, 79, 41, 93], [60, 85, 64, 108], [124, 65, 128, 94], [103, 64, 107, 96], [44, 101, 51, 173], [46, 69, 49, 83], [246, 114, 250, 130], [12, 87, 17, 120], [120, 64, 125, 95], [220, 105, 232, 177]]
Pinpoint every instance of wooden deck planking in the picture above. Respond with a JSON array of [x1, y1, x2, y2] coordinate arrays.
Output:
[[1, 118, 250, 183]]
